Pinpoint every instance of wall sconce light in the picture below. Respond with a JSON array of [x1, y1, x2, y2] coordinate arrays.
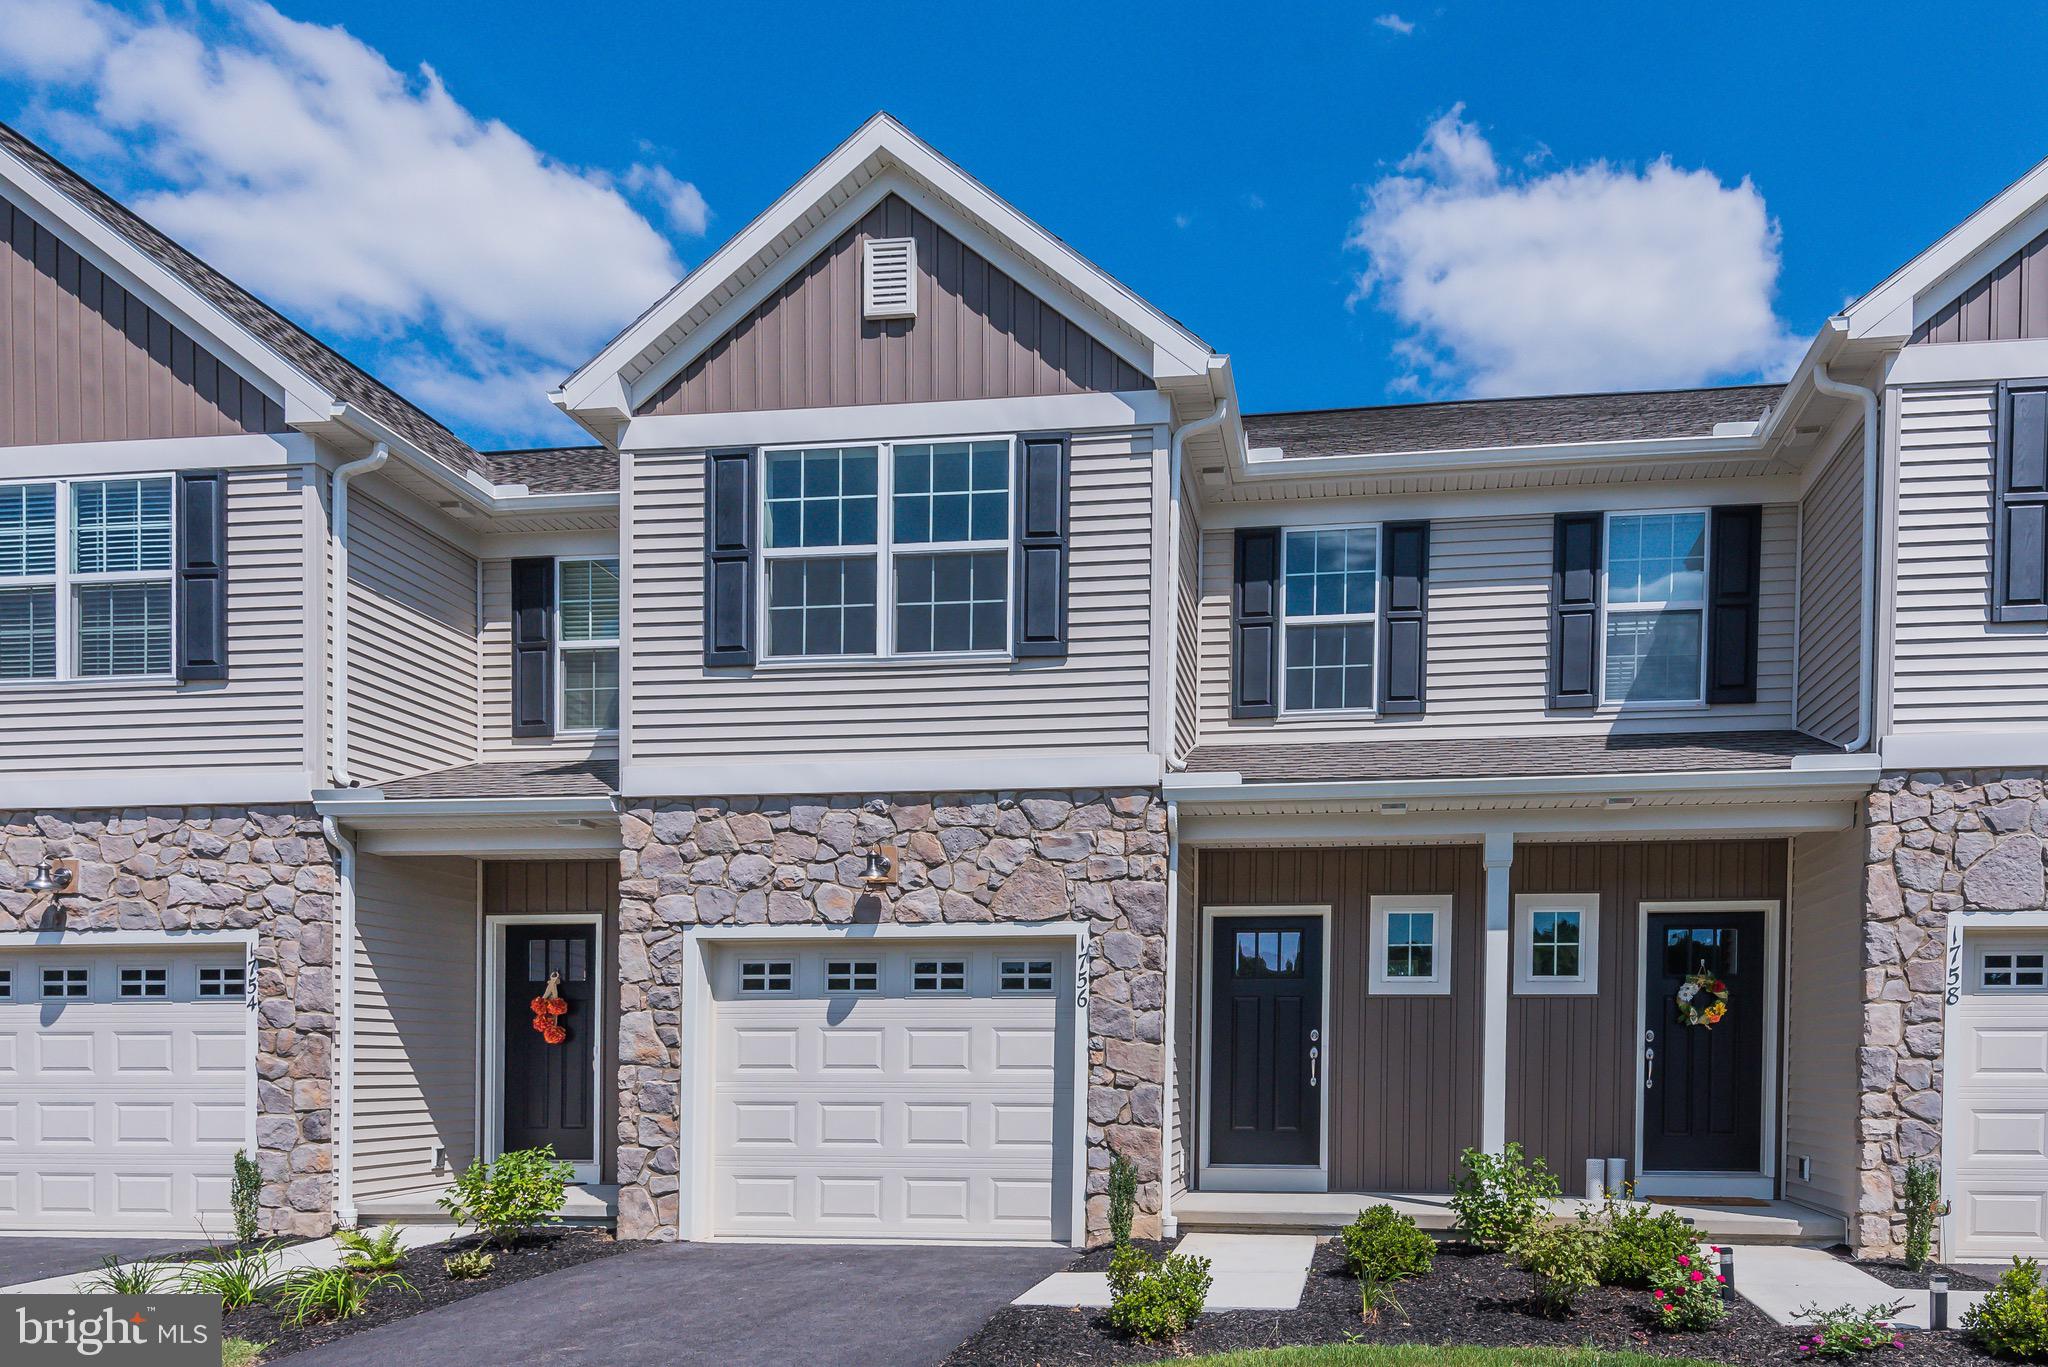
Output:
[[27, 859, 78, 895], [860, 846, 901, 888]]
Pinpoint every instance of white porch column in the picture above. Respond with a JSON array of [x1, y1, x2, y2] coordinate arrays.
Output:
[[1481, 830, 1514, 1153]]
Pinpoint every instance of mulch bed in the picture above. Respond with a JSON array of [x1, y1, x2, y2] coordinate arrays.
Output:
[[221, 1227, 625, 1360], [1826, 1248, 1997, 1294], [944, 1240, 2005, 1366]]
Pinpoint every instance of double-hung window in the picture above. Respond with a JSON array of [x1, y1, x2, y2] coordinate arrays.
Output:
[[557, 557, 620, 732], [0, 476, 174, 682], [1601, 511, 1707, 705], [761, 438, 1012, 660], [1280, 525, 1377, 712]]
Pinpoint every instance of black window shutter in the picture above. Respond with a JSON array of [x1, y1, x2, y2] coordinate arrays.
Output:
[[174, 469, 228, 682], [1232, 527, 1282, 718], [1549, 512, 1602, 710], [1994, 381, 2048, 623], [510, 557, 555, 737], [1706, 504, 1763, 703], [1378, 520, 1429, 714], [704, 447, 757, 666], [1013, 434, 1070, 658]]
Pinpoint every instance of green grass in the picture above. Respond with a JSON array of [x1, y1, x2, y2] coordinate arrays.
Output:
[[220, 1337, 268, 1367], [1179, 1349, 1730, 1367]]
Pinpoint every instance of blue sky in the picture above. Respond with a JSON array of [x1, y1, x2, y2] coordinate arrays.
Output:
[[3, 0, 2045, 449]]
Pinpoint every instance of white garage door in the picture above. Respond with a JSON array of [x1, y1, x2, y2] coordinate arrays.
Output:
[[0, 944, 251, 1234], [710, 941, 1074, 1243], [1948, 932, 2048, 1262]]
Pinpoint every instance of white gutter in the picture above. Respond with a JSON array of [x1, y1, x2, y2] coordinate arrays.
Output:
[[328, 403, 619, 515], [1808, 361, 1880, 754], [321, 815, 360, 1230], [1162, 394, 1232, 772], [328, 442, 389, 788], [1162, 762, 1883, 806]]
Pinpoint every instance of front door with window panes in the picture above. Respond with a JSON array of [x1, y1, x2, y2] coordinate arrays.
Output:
[[0, 476, 174, 682], [1602, 511, 1707, 704], [502, 925, 597, 1162], [1642, 910, 1765, 1172], [1208, 916, 1323, 1167]]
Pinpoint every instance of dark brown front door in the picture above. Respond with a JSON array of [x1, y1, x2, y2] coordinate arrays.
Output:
[[502, 924, 597, 1163], [1209, 915, 1323, 1168], [1643, 910, 1766, 1173]]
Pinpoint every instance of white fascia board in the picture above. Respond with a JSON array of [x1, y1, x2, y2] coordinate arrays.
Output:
[[312, 792, 620, 823], [477, 529, 621, 560], [1847, 155, 2048, 341], [1200, 475, 1805, 528], [0, 144, 335, 424], [1235, 430, 1770, 482], [1881, 730, 2048, 769], [1885, 339, 2048, 387], [559, 113, 1213, 414], [12, 768, 317, 807], [1, 431, 317, 476], [624, 751, 1162, 798], [1161, 764, 1882, 806], [328, 401, 619, 517], [622, 391, 1170, 453], [1179, 802, 1859, 846], [356, 826, 620, 857]]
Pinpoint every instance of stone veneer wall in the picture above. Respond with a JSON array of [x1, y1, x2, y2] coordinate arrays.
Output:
[[0, 806, 337, 1236], [615, 789, 1168, 1244], [1860, 771, 2046, 1253]]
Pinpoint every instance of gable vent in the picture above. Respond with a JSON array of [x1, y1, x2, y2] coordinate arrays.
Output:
[[862, 236, 918, 320]]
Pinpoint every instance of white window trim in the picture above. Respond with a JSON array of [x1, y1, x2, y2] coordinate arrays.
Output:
[[737, 959, 796, 995], [755, 435, 1016, 665], [910, 956, 969, 994], [1368, 894, 1452, 995], [825, 958, 880, 994], [1597, 508, 1709, 710], [1278, 522, 1380, 718], [998, 956, 1057, 994], [1514, 893, 1601, 996], [554, 554, 620, 735], [1979, 948, 2048, 991], [0, 474, 178, 687]]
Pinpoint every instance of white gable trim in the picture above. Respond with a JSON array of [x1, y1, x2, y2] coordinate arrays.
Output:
[[1846, 154, 2048, 342], [0, 142, 339, 426], [556, 114, 1215, 418]]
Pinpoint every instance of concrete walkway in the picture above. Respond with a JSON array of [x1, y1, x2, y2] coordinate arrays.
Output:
[[1727, 1244, 1987, 1331], [0, 1224, 458, 1295], [1012, 1232, 1317, 1312]]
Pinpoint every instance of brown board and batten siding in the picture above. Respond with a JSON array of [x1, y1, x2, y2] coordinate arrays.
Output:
[[1198, 846, 1486, 1192], [481, 861, 620, 1185], [1911, 223, 2048, 344], [1508, 840, 1786, 1188], [2, 192, 284, 444], [635, 193, 1149, 416]]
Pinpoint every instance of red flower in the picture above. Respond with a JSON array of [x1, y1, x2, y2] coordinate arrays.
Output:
[[1676, 1255, 1690, 1267], [1689, 1270, 1704, 1283], [1713, 981, 1727, 993]]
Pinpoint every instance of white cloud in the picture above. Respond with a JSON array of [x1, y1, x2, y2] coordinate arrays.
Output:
[[1346, 104, 1805, 397], [0, 0, 701, 444], [1373, 13, 1416, 34]]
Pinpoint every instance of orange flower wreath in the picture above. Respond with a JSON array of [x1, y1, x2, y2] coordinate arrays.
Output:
[[530, 971, 570, 1045]]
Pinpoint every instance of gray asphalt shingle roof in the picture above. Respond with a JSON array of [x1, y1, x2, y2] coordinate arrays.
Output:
[[479, 446, 617, 493], [1184, 731, 1837, 784], [378, 758, 619, 800]]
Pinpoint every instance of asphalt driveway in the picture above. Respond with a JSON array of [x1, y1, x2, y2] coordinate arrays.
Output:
[[280, 1240, 1072, 1367], [0, 1235, 196, 1288]]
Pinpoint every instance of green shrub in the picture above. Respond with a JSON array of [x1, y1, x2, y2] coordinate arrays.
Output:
[[1593, 1198, 1697, 1288], [1649, 1249, 1730, 1330], [1964, 1258, 2048, 1360], [1512, 1218, 1602, 1316], [1106, 1243, 1213, 1342], [1107, 1152, 1138, 1247], [436, 1146, 573, 1246], [231, 1150, 262, 1245], [1341, 1205, 1435, 1282], [335, 1225, 407, 1272], [1901, 1161, 1945, 1272], [1450, 1143, 1559, 1251], [220, 1337, 268, 1367], [443, 1248, 495, 1281], [1794, 1300, 1911, 1357], [178, 1241, 281, 1310], [273, 1266, 412, 1327], [82, 1257, 172, 1294]]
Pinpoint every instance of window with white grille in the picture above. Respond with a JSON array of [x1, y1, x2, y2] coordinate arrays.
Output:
[[198, 965, 246, 999], [0, 967, 11, 999], [912, 959, 966, 993], [43, 966, 88, 999], [862, 237, 917, 320], [740, 960, 794, 994], [119, 966, 168, 999], [999, 959, 1055, 993], [1984, 951, 2047, 990], [826, 960, 879, 993]]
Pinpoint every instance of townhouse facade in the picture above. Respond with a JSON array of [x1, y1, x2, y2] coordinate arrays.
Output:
[[2, 111, 2045, 1264]]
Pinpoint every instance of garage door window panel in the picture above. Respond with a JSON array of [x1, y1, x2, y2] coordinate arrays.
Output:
[[826, 960, 879, 993], [0, 966, 11, 998], [119, 967, 168, 999], [197, 965, 245, 999], [740, 960, 794, 994], [913, 959, 967, 993], [1000, 959, 1055, 993], [43, 966, 88, 999], [1984, 953, 2048, 990]]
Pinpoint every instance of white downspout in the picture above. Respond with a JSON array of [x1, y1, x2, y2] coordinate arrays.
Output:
[[1807, 368, 1879, 753], [1163, 399, 1232, 772], [1160, 799, 1180, 1238], [329, 442, 388, 788], [322, 814, 360, 1230]]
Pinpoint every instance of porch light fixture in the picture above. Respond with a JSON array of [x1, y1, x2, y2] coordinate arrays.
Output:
[[1929, 1272, 1949, 1330], [26, 859, 76, 895], [860, 846, 901, 888]]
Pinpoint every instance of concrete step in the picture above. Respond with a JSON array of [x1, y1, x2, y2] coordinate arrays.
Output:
[[1172, 1192, 1843, 1247]]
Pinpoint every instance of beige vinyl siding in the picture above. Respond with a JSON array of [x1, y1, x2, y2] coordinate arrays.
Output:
[[626, 428, 1157, 763], [345, 494, 479, 785], [0, 464, 312, 780], [1892, 385, 2048, 730], [1195, 504, 1798, 742], [1797, 429, 1864, 745], [352, 852, 479, 1200], [1783, 822, 1864, 1219], [1172, 477, 1202, 762], [479, 558, 619, 763]]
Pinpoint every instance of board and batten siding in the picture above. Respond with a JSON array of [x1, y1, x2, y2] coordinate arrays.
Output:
[[1797, 429, 1864, 745], [1891, 385, 2048, 731], [3, 192, 284, 445], [479, 558, 619, 764], [1508, 839, 1787, 1189], [352, 852, 479, 1199], [1782, 822, 1863, 1219], [0, 464, 312, 782], [345, 494, 479, 785], [636, 193, 1148, 416], [1194, 505, 1798, 743], [1911, 223, 2048, 344], [626, 429, 1158, 766]]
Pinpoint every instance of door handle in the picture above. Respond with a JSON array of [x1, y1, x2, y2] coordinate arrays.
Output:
[[1309, 1045, 1320, 1089], [1643, 1045, 1656, 1092]]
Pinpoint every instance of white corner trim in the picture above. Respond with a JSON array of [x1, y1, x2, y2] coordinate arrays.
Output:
[[621, 391, 1170, 453], [1881, 731, 2048, 769], [623, 751, 1162, 798], [8, 768, 318, 808], [1511, 893, 1601, 997], [1367, 894, 1453, 996]]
